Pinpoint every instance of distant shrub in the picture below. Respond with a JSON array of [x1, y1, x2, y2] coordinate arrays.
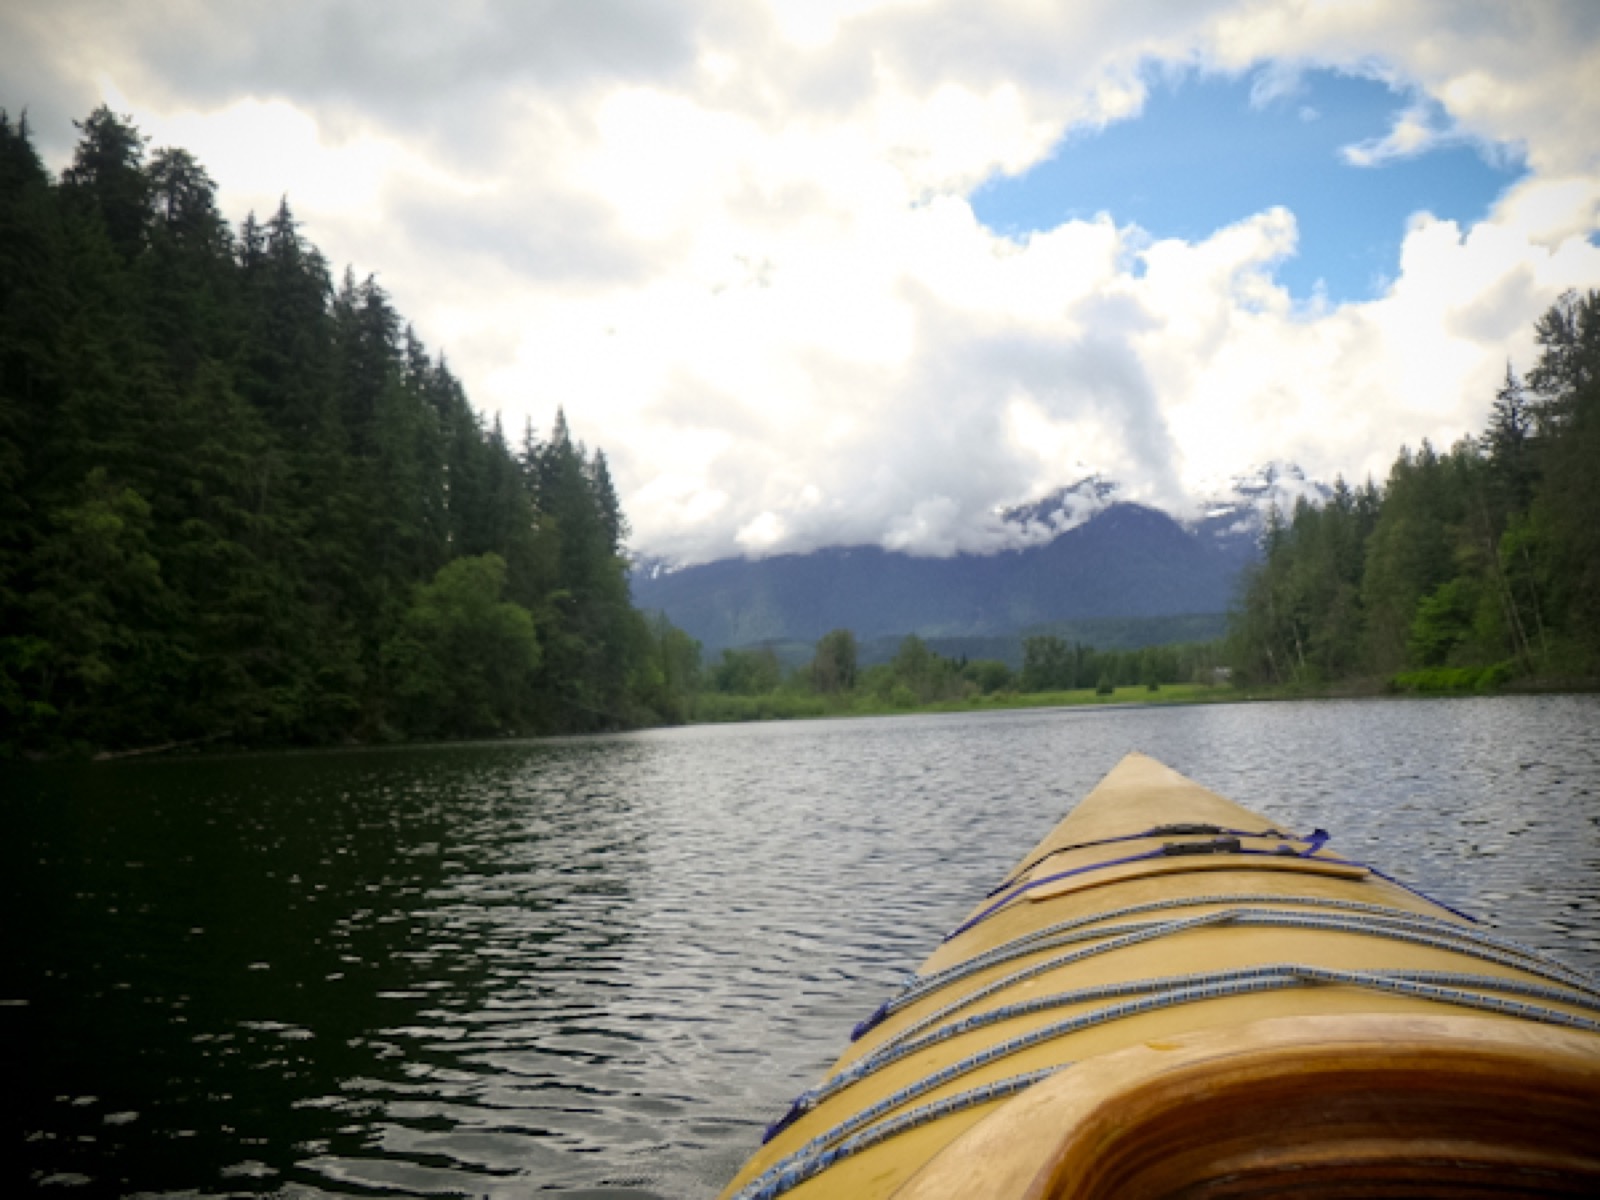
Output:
[[964, 659, 1014, 694], [1390, 663, 1515, 694], [1095, 675, 1114, 696], [692, 693, 829, 723]]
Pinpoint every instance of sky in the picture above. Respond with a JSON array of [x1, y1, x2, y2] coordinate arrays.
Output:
[[5, 1, 1600, 565]]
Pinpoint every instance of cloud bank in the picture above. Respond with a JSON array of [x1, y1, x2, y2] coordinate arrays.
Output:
[[5, 0, 1599, 564]]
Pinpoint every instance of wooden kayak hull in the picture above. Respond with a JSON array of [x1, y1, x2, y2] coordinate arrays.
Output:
[[721, 752, 1600, 1200]]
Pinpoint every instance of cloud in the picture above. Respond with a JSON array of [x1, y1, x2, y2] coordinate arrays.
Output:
[[1248, 61, 1307, 108], [1340, 102, 1449, 166], [6, 0, 1600, 566]]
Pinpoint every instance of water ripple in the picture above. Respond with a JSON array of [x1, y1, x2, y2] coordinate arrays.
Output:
[[3, 697, 1597, 1196]]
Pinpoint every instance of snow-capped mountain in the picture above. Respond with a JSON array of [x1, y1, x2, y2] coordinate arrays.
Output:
[[627, 464, 1330, 651], [999, 475, 1120, 543], [1187, 463, 1332, 544], [994, 463, 1327, 552]]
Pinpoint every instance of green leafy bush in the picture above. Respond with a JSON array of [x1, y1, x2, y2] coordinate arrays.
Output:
[[1390, 663, 1514, 694]]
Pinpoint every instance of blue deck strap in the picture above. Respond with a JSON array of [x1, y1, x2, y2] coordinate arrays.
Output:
[[1351, 860, 1480, 924]]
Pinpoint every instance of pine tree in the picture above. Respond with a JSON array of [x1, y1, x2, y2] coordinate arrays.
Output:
[[1, 107, 670, 754], [1525, 290, 1600, 662], [58, 107, 150, 262]]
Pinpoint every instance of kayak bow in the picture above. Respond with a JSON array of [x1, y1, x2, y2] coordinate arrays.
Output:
[[722, 752, 1600, 1199]]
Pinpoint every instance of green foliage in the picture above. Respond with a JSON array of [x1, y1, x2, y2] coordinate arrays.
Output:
[[1390, 664, 1513, 694], [692, 691, 828, 723], [711, 646, 783, 695], [384, 555, 540, 737], [880, 635, 968, 703], [1229, 479, 1379, 685], [16, 469, 172, 744], [1022, 634, 1088, 691], [626, 612, 702, 725], [1407, 577, 1479, 668], [677, 625, 1233, 725], [1228, 289, 1600, 687], [962, 658, 1013, 694], [809, 627, 858, 694], [1022, 633, 1220, 692], [0, 109, 691, 756]]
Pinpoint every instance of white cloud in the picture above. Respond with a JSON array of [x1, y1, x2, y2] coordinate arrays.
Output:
[[1340, 103, 1447, 166], [6, 0, 1599, 564]]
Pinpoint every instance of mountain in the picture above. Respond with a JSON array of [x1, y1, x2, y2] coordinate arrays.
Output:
[[1188, 462, 1330, 545], [630, 466, 1320, 652]]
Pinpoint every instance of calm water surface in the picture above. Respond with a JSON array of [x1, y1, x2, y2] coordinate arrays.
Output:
[[5, 697, 1599, 1197]]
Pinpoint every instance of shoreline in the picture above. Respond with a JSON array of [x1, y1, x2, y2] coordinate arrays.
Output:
[[681, 673, 1600, 727], [15, 677, 1599, 764]]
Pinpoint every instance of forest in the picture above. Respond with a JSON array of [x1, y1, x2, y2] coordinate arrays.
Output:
[[679, 289, 1600, 717], [5, 108, 1595, 757], [1228, 289, 1600, 691], [0, 107, 699, 758], [679, 630, 1225, 722]]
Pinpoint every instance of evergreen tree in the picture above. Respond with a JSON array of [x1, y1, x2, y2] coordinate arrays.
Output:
[[809, 628, 858, 694], [1360, 442, 1462, 673], [1525, 290, 1600, 661], [58, 107, 149, 262], [0, 112, 72, 733], [0, 107, 676, 754]]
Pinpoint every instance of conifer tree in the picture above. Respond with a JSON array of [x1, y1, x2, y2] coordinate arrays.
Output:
[[0, 108, 694, 754]]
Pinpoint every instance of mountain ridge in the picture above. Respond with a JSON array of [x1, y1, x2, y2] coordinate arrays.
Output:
[[630, 465, 1324, 652]]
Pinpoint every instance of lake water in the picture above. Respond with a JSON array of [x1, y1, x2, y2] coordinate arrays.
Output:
[[6, 696, 1599, 1197]]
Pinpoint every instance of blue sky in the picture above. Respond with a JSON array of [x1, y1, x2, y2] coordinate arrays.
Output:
[[11, 2, 1598, 561], [971, 69, 1527, 302]]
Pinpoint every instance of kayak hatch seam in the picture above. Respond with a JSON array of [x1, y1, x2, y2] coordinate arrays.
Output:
[[952, 834, 1335, 939], [988, 824, 1300, 897], [873, 909, 1600, 1053], [732, 1067, 1065, 1200], [942, 827, 1510, 943], [768, 967, 1600, 1143], [860, 894, 1599, 1039]]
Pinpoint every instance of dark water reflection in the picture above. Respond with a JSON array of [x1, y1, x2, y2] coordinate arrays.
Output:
[[4, 697, 1598, 1197]]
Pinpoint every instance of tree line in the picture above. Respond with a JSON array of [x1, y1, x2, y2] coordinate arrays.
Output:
[[688, 628, 1224, 720], [0, 107, 698, 757], [1228, 290, 1600, 689]]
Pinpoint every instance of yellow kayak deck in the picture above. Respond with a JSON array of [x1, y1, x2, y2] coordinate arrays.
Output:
[[721, 752, 1600, 1199]]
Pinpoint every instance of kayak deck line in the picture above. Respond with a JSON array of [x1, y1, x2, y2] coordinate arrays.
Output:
[[884, 890, 1511, 1018], [892, 1014, 1600, 1200], [860, 907, 1600, 1055], [738, 1067, 1067, 1200], [720, 752, 1600, 1200], [742, 969, 1600, 1200], [768, 955, 1600, 1152]]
